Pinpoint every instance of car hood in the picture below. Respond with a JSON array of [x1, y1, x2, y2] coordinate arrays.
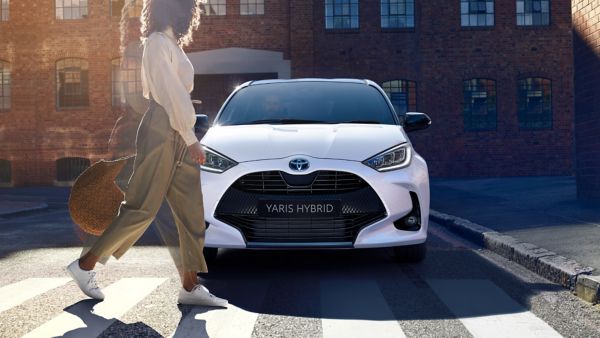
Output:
[[201, 124, 408, 162]]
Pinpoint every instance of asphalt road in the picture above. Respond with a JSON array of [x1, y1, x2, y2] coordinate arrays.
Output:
[[0, 209, 599, 338]]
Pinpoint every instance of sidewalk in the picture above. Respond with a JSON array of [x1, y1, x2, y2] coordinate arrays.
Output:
[[430, 176, 600, 273], [0, 187, 71, 217]]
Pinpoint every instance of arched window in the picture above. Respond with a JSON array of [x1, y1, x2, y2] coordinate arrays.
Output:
[[56, 157, 90, 182], [111, 56, 143, 107], [463, 78, 497, 131], [381, 80, 417, 116], [1, 0, 9, 21], [0, 61, 10, 112], [56, 58, 89, 109], [518, 77, 552, 129], [56, 0, 88, 20], [381, 0, 414, 28], [0, 159, 10, 184]]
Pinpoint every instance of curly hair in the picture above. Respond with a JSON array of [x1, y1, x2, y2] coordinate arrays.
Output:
[[140, 0, 203, 48]]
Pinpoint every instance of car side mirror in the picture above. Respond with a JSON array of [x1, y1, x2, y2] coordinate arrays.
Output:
[[192, 100, 210, 135], [403, 112, 431, 132]]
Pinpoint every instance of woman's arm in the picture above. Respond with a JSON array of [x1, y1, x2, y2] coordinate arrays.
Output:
[[142, 34, 199, 147]]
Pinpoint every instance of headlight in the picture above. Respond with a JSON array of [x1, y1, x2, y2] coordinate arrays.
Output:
[[363, 143, 412, 172], [200, 146, 237, 173]]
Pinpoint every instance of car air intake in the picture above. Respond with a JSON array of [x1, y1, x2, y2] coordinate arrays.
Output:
[[215, 170, 386, 244]]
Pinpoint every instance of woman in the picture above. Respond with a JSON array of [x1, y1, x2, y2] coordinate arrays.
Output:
[[65, 0, 227, 307]]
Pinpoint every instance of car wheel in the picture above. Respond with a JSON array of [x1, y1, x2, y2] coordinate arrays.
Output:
[[203, 247, 219, 265], [392, 242, 426, 263]]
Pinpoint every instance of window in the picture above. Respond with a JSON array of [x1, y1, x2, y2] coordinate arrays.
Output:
[[56, 0, 88, 20], [110, 0, 125, 18], [240, 0, 263, 15], [0, 61, 10, 112], [463, 79, 496, 131], [203, 0, 226, 15], [57, 59, 89, 108], [326, 0, 359, 29], [1, 0, 9, 21], [112, 56, 142, 107], [56, 157, 90, 182], [125, 0, 143, 18], [516, 0, 549, 26], [0, 159, 10, 184], [461, 0, 494, 27], [518, 77, 551, 129], [381, 0, 414, 28], [381, 80, 417, 116]]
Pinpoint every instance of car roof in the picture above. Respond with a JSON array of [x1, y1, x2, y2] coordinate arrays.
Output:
[[244, 78, 372, 87]]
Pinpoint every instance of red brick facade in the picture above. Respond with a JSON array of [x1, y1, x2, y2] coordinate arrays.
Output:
[[573, 0, 600, 200], [0, 0, 588, 186]]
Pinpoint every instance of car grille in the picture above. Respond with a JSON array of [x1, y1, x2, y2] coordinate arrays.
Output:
[[232, 170, 368, 195], [215, 170, 386, 244]]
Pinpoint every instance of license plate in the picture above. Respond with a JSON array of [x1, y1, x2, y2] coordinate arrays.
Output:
[[257, 200, 341, 217]]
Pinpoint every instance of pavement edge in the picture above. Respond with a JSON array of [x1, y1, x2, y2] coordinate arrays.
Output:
[[430, 209, 599, 304]]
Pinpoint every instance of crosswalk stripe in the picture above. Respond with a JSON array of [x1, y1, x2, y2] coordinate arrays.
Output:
[[427, 279, 563, 338], [168, 279, 270, 338], [22, 277, 167, 338], [320, 279, 406, 338], [0, 278, 71, 314]]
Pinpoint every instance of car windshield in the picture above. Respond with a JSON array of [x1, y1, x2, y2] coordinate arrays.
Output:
[[216, 81, 397, 126]]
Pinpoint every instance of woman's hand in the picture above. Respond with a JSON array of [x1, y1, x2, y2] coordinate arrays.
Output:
[[187, 141, 206, 165]]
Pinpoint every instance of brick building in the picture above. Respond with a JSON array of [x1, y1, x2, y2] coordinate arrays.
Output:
[[0, 0, 595, 193]]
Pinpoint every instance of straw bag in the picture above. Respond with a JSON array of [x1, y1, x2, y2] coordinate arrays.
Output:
[[68, 155, 135, 236]]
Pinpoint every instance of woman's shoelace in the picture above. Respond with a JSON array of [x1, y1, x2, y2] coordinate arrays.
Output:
[[87, 271, 99, 289]]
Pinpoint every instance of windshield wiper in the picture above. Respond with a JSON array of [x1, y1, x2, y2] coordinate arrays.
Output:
[[239, 119, 327, 125], [338, 120, 382, 124]]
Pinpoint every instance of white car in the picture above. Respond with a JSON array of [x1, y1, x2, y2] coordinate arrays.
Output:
[[196, 78, 431, 263]]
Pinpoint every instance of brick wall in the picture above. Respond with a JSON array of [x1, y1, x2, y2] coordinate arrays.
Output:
[[0, 0, 580, 185], [572, 0, 600, 200]]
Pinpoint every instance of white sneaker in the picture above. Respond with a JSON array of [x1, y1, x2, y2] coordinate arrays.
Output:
[[66, 259, 105, 300], [178, 284, 228, 307]]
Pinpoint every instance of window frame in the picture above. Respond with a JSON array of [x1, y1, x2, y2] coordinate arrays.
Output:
[[462, 78, 497, 131], [380, 0, 415, 30], [56, 58, 90, 110], [381, 79, 418, 117], [240, 0, 264, 16], [517, 77, 552, 130], [0, 60, 11, 112], [55, 0, 89, 20], [55, 157, 91, 183], [516, 0, 551, 27], [325, 0, 360, 31], [0, 159, 10, 185], [460, 0, 495, 28], [1, 0, 9, 22], [202, 0, 227, 16]]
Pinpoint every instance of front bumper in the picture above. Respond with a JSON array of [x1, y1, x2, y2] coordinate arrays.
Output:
[[201, 154, 429, 249]]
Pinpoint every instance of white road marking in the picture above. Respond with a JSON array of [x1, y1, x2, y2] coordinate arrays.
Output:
[[169, 279, 270, 338], [320, 279, 406, 338], [22, 277, 167, 338], [0, 278, 71, 314], [427, 279, 563, 338]]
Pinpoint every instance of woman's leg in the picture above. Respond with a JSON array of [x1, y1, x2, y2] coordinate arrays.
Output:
[[80, 105, 179, 268], [164, 138, 208, 288]]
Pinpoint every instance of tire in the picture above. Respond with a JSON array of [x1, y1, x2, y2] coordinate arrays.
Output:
[[203, 247, 219, 265], [392, 242, 427, 263]]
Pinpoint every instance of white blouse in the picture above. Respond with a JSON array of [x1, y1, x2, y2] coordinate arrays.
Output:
[[141, 31, 199, 146]]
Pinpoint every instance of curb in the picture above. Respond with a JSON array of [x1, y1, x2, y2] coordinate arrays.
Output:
[[430, 209, 599, 303], [0, 202, 49, 219]]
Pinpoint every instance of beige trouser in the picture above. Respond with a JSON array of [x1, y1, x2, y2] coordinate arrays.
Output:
[[86, 100, 208, 273]]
